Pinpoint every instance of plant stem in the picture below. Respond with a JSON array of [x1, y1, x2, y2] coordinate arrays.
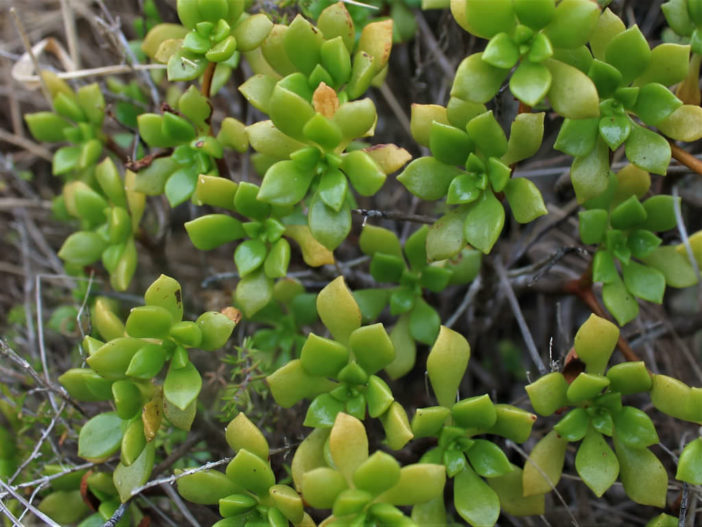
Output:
[[104, 135, 129, 164], [199, 63, 232, 177], [352, 208, 436, 224], [670, 142, 702, 175], [201, 62, 216, 99], [125, 149, 172, 171], [679, 482, 689, 527]]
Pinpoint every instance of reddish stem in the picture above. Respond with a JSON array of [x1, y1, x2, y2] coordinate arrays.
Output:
[[201, 62, 216, 99], [125, 149, 172, 171], [670, 141, 702, 175]]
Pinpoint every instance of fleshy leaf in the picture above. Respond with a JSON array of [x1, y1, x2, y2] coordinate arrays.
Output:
[[451, 53, 510, 104], [163, 360, 202, 411], [502, 112, 545, 165], [522, 430, 567, 496], [510, 61, 552, 107], [316, 276, 362, 345], [454, 466, 500, 526], [462, 0, 516, 39], [546, 58, 600, 119], [426, 326, 470, 408], [575, 428, 619, 497], [614, 435, 667, 507], [677, 438, 702, 484], [329, 413, 369, 484], [397, 157, 463, 201], [78, 412, 124, 462], [426, 207, 468, 261], [504, 178, 547, 223], [463, 191, 505, 254], [571, 138, 610, 203], [114, 442, 155, 502]]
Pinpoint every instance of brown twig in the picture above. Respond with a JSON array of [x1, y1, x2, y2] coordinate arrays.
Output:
[[126, 150, 172, 171], [201, 62, 216, 99], [104, 135, 129, 164], [0, 128, 53, 161], [59, 0, 79, 69], [10, 7, 53, 107], [670, 142, 702, 175]]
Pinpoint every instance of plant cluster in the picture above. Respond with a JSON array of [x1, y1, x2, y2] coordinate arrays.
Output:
[[4, 0, 702, 526]]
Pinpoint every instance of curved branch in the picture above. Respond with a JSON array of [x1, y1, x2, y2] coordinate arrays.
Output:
[[670, 142, 702, 176]]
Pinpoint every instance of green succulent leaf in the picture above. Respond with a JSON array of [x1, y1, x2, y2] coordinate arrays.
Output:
[[78, 412, 124, 462], [502, 112, 545, 165], [575, 427, 619, 497], [397, 157, 463, 201], [604, 25, 651, 85], [641, 246, 698, 288], [451, 53, 510, 104], [304, 393, 346, 428], [341, 150, 387, 197], [554, 118, 599, 157], [621, 260, 666, 303], [614, 435, 667, 507], [466, 439, 513, 478], [483, 32, 520, 69], [234, 239, 267, 277], [571, 138, 610, 203], [258, 160, 315, 207], [599, 114, 631, 150], [426, 207, 468, 261], [510, 61, 552, 107], [554, 408, 590, 441], [466, 111, 508, 158], [525, 372, 569, 416], [463, 190, 505, 254], [226, 448, 276, 497], [59, 232, 107, 266], [546, 58, 600, 119], [25, 112, 72, 142], [349, 323, 395, 375], [308, 196, 351, 251], [235, 269, 273, 317], [454, 466, 500, 527], [677, 438, 702, 485], [612, 407, 659, 449], [543, 0, 600, 49], [426, 326, 470, 408], [316, 276, 362, 345], [114, 442, 155, 502], [164, 360, 202, 411], [504, 178, 547, 224], [429, 121, 474, 166], [522, 430, 567, 496], [185, 215, 245, 251], [602, 272, 639, 325], [177, 469, 243, 505], [462, 0, 516, 39], [408, 298, 441, 345]]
